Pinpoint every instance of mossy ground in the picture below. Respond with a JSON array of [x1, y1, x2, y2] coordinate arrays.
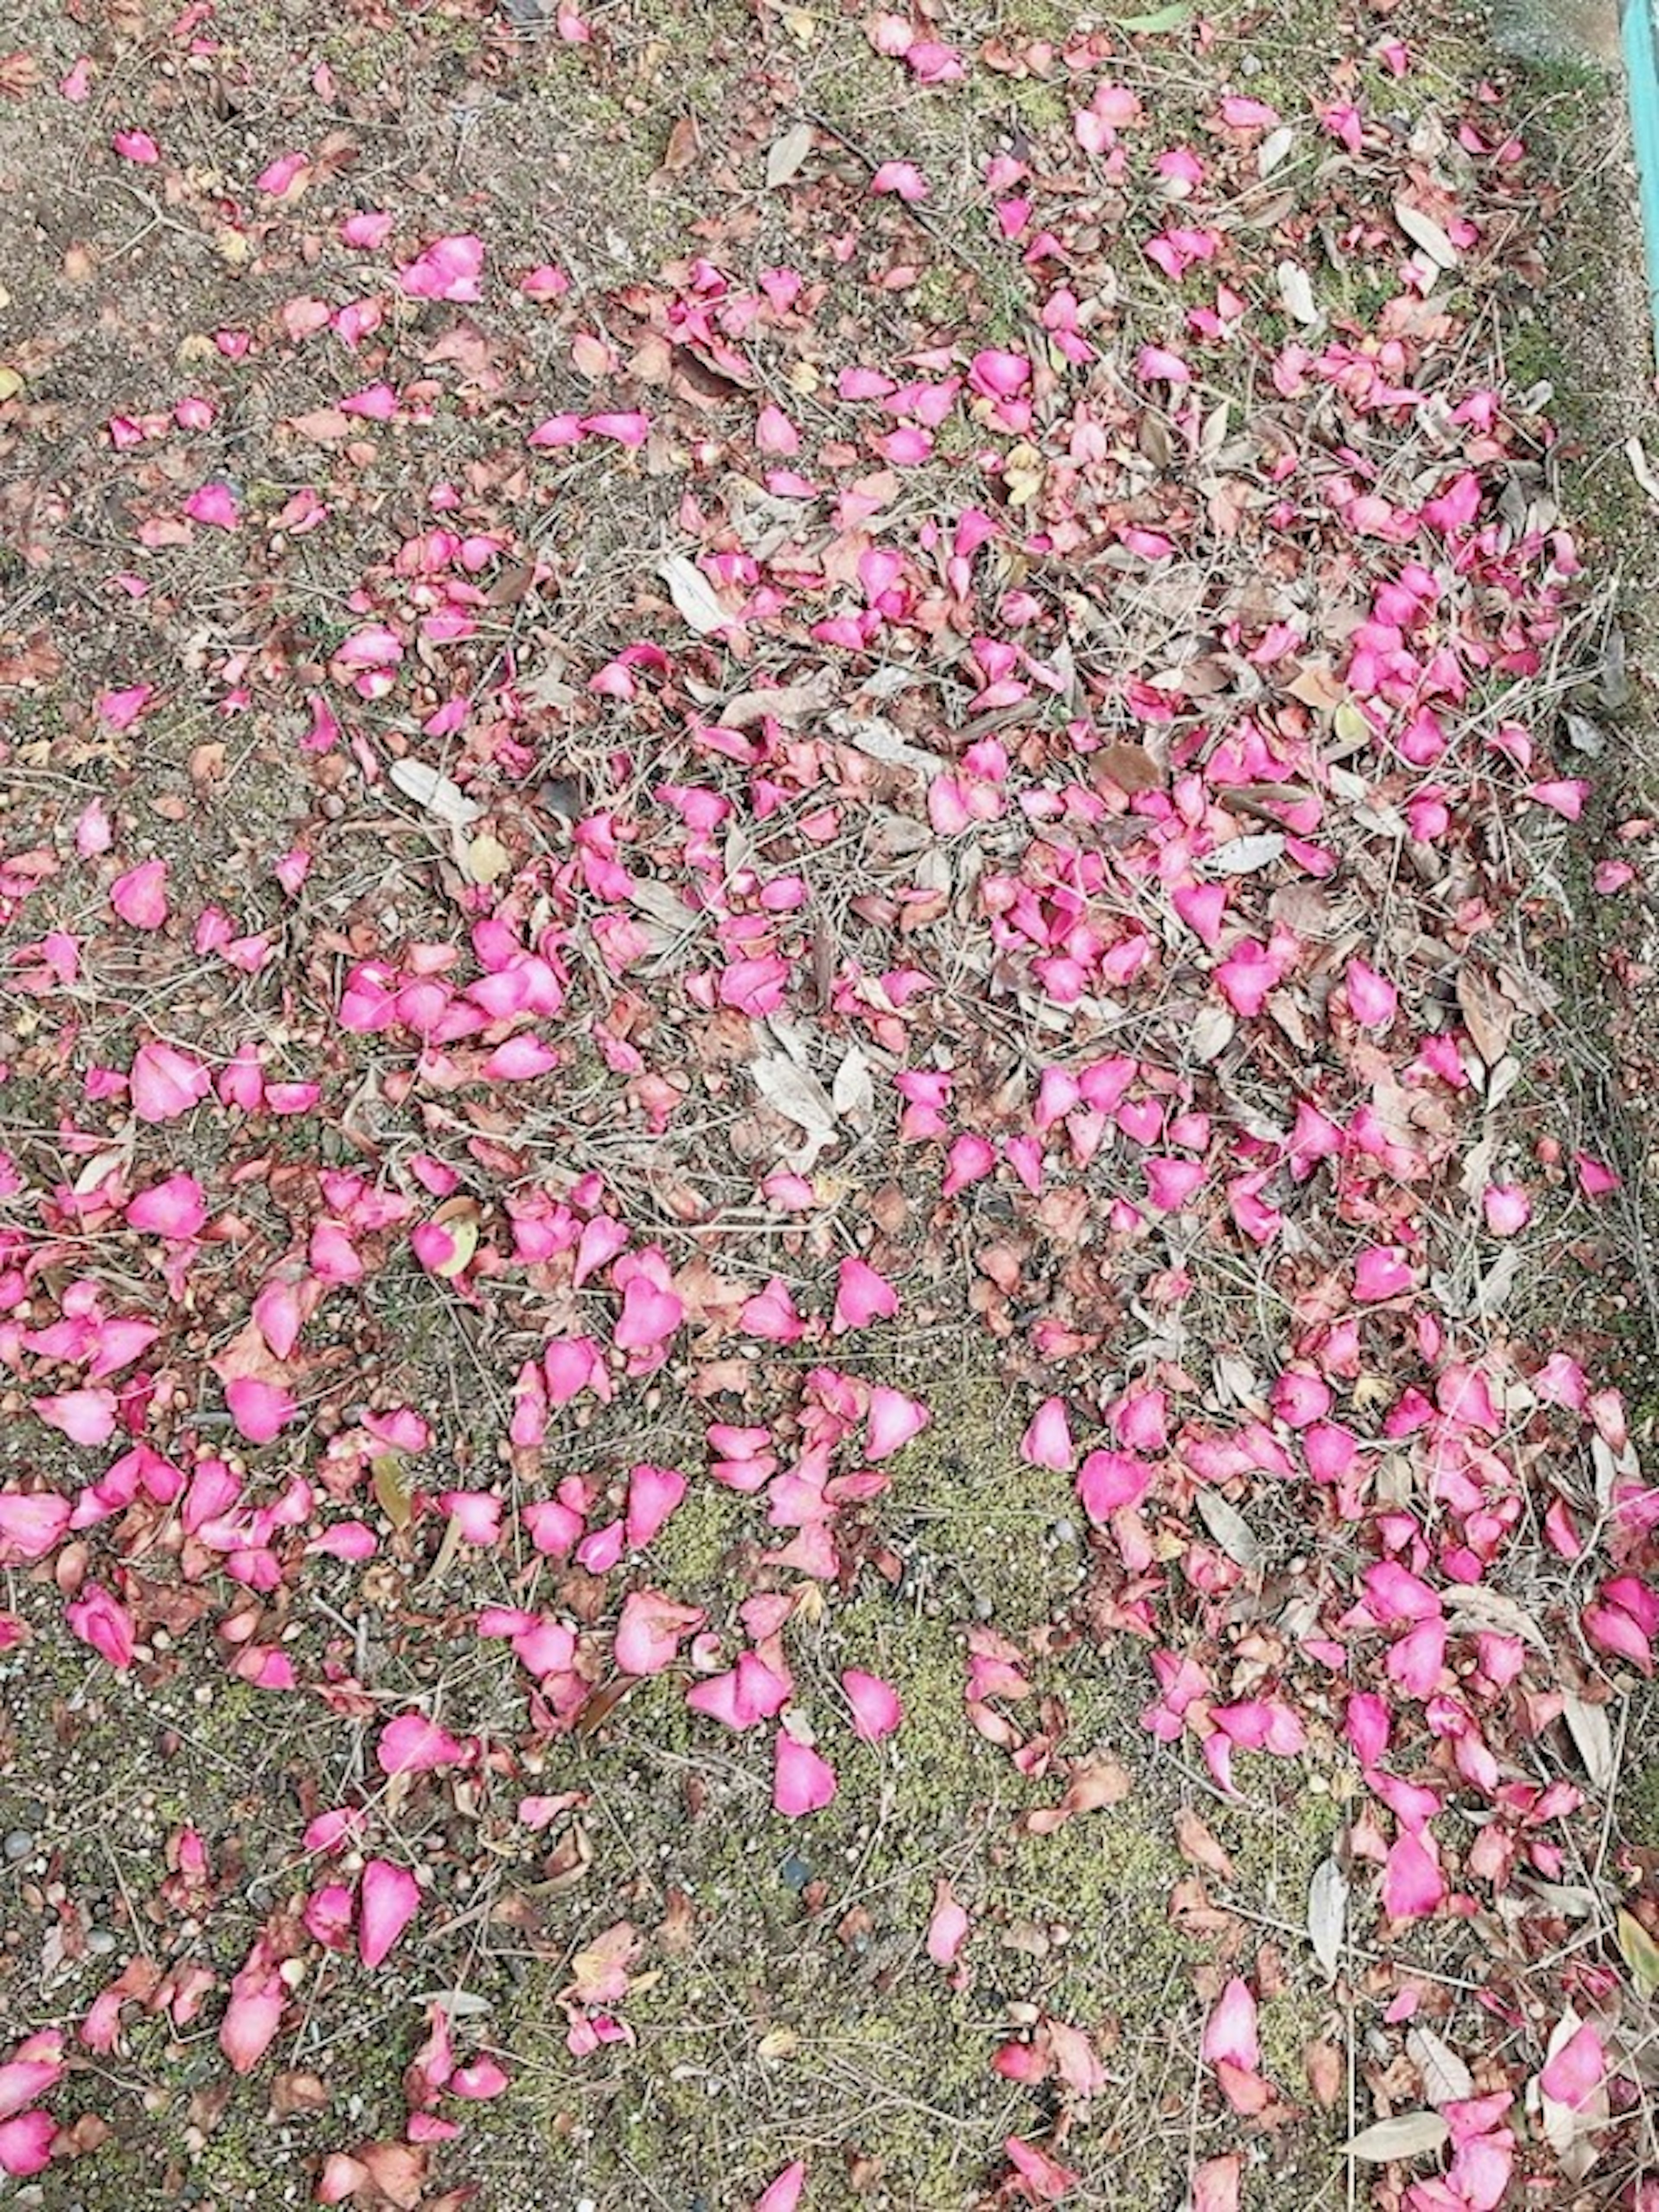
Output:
[[2, 0, 1653, 2205]]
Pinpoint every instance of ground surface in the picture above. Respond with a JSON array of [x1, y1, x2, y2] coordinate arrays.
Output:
[[1, 2, 1659, 2209]]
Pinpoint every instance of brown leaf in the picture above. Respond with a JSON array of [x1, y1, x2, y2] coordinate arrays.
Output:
[[661, 114, 701, 174], [1305, 2039, 1343, 2107], [1174, 1808, 1236, 1884], [1456, 963, 1513, 1066], [1096, 743, 1166, 795]]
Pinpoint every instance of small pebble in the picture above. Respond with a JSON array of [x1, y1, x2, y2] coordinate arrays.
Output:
[[1053, 1518, 1077, 1545], [973, 1594, 995, 1620], [86, 1926, 118, 1956], [3, 1831, 33, 1862], [779, 1853, 811, 1894]]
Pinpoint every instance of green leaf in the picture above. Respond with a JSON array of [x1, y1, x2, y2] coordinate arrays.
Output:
[[1618, 1907, 1659, 2001], [372, 1452, 413, 1533], [1109, 1, 1194, 30]]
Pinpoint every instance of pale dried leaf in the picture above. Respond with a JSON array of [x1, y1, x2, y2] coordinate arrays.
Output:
[[1562, 1694, 1615, 1792], [752, 1053, 837, 1140], [1308, 1855, 1348, 1980], [656, 553, 731, 636], [1207, 833, 1284, 875], [1395, 202, 1457, 267], [1407, 2025, 1474, 2107], [1195, 1489, 1263, 1569], [766, 121, 814, 188], [1456, 965, 1514, 1067], [1344, 2112, 1449, 2162], [1278, 260, 1318, 324], [831, 1044, 874, 1126], [389, 758, 480, 826]]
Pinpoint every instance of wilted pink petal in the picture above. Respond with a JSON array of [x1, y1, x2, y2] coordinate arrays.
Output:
[[866, 1386, 929, 1459], [66, 1583, 135, 1669], [399, 232, 485, 302], [1345, 957, 1398, 1028], [126, 1173, 205, 1239], [33, 1389, 117, 1446], [0, 2109, 57, 2176], [359, 1860, 420, 1967], [615, 1590, 704, 1675], [1191, 2153, 1243, 2212], [752, 2160, 806, 2212], [774, 1731, 837, 1815], [833, 1256, 898, 1332], [842, 1668, 903, 1742], [1021, 1396, 1075, 1472], [1201, 1978, 1260, 2072], [131, 1040, 211, 1123], [376, 1713, 468, 1775], [110, 858, 169, 928], [219, 1948, 286, 2072], [927, 1878, 970, 1965], [686, 1651, 791, 1731], [1540, 2021, 1605, 2109], [113, 127, 159, 162], [1383, 1831, 1446, 1920], [0, 1492, 71, 1561], [225, 1376, 296, 1444], [1003, 2136, 1078, 2202], [871, 160, 928, 200]]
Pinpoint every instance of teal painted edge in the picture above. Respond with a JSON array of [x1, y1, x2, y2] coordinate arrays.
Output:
[[1625, 0, 1659, 362]]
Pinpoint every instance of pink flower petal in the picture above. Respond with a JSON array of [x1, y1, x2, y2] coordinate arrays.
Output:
[[773, 1731, 837, 1816], [359, 1859, 420, 1967], [842, 1668, 903, 1742]]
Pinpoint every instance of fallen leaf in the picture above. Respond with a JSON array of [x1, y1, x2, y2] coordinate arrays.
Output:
[[1307, 1856, 1347, 1980], [390, 759, 480, 827], [1343, 2112, 1449, 2162], [657, 553, 731, 636], [766, 122, 814, 189]]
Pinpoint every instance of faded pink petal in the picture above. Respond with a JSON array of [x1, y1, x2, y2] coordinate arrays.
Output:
[[130, 1040, 211, 1123], [0, 1492, 71, 1561], [753, 2161, 806, 2212], [1020, 1396, 1075, 1472], [377, 1713, 468, 1775], [927, 1878, 970, 1965], [225, 1376, 296, 1444], [1191, 2154, 1243, 2212], [66, 1583, 135, 1669], [1201, 1978, 1260, 2072], [359, 1859, 420, 1967], [615, 1590, 704, 1675], [866, 1385, 930, 1459], [1540, 2021, 1605, 2109], [33, 1389, 117, 1446], [842, 1668, 903, 1742], [833, 1256, 898, 1332], [871, 160, 928, 200], [773, 1731, 837, 1815], [110, 858, 169, 928], [1482, 1183, 1532, 1235], [686, 1651, 791, 1731], [1345, 957, 1398, 1028], [126, 1172, 205, 1239], [220, 1958, 285, 2073]]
